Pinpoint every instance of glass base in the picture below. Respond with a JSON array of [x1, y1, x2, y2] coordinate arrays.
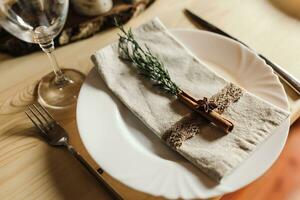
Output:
[[37, 69, 85, 109]]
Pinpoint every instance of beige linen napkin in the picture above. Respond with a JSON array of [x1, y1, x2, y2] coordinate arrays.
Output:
[[92, 18, 289, 182]]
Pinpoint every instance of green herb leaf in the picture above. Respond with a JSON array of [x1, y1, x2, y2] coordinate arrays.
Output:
[[116, 24, 181, 97]]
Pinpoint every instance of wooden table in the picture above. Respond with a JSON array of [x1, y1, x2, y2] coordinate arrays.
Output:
[[1, 0, 300, 199]]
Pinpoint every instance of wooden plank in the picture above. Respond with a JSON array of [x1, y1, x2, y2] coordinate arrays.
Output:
[[0, 0, 299, 199]]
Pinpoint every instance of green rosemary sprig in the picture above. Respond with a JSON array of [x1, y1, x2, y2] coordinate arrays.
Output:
[[117, 24, 181, 96], [114, 21, 234, 134]]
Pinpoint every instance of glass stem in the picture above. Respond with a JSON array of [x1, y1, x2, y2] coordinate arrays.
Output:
[[39, 40, 68, 86]]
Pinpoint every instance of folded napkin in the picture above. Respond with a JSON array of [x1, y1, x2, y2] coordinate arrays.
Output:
[[92, 18, 289, 182]]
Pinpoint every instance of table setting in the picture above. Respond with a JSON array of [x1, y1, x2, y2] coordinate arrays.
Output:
[[0, 0, 300, 200]]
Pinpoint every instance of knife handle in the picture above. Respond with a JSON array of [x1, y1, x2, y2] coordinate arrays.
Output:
[[66, 145, 124, 200]]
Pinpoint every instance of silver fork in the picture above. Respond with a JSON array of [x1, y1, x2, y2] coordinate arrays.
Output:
[[25, 103, 123, 200]]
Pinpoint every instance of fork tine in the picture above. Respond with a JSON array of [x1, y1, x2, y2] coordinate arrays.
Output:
[[36, 102, 55, 121], [32, 103, 51, 125], [25, 110, 46, 134], [28, 105, 48, 132]]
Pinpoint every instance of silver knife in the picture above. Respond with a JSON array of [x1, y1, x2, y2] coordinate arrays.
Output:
[[185, 9, 300, 95]]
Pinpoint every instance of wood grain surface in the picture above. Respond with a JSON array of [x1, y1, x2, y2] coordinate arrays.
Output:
[[0, 0, 300, 199]]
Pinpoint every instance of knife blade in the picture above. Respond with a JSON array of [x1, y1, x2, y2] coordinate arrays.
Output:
[[185, 9, 300, 95]]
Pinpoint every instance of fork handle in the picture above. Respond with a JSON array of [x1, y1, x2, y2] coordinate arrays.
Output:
[[65, 144, 123, 200]]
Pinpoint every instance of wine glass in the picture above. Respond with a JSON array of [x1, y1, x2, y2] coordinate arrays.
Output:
[[0, 0, 85, 109]]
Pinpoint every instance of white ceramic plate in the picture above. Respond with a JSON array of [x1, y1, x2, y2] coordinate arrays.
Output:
[[76, 30, 290, 199]]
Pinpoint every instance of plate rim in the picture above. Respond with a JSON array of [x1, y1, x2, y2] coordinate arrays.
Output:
[[76, 29, 290, 199]]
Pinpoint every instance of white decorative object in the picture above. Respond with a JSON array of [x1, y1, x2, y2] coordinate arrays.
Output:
[[71, 0, 113, 16]]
